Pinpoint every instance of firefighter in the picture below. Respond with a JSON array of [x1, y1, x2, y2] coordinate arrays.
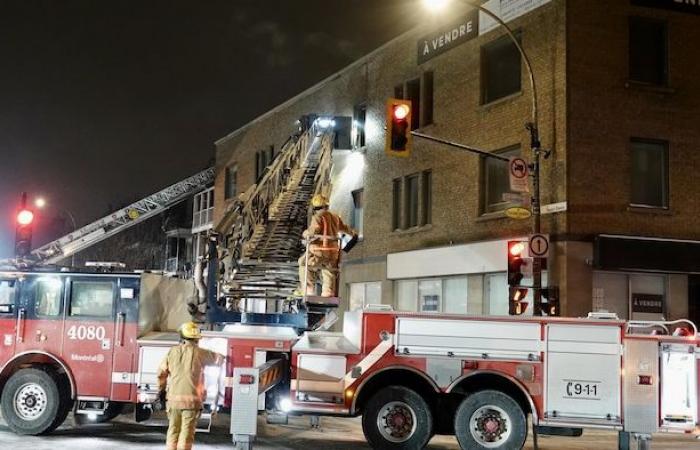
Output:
[[298, 194, 356, 297], [157, 322, 223, 450]]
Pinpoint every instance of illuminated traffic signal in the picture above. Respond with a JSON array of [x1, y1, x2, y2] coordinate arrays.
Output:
[[385, 98, 412, 157], [507, 240, 529, 315], [542, 287, 560, 317], [15, 193, 34, 258]]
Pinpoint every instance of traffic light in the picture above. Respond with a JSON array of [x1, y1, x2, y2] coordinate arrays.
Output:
[[542, 287, 560, 316], [507, 240, 529, 315], [385, 98, 412, 157], [15, 201, 34, 258]]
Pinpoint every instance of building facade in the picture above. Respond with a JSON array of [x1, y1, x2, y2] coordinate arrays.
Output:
[[214, 0, 700, 324]]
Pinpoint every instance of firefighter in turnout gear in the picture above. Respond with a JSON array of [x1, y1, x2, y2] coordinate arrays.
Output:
[[298, 194, 356, 297], [157, 322, 223, 450]]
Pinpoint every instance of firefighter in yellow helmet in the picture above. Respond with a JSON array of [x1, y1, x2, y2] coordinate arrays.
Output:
[[298, 194, 357, 297], [157, 322, 223, 450]]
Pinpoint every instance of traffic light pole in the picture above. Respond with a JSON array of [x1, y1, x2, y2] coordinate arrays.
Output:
[[417, 0, 547, 315]]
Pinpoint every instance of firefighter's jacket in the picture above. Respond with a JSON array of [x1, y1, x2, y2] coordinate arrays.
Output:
[[157, 341, 221, 410], [305, 210, 353, 258]]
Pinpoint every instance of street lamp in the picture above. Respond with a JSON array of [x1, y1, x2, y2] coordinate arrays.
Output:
[[421, 0, 546, 314]]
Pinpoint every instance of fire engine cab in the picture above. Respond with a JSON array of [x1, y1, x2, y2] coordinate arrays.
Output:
[[0, 269, 699, 450]]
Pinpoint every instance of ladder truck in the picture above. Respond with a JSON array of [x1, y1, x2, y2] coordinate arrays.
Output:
[[0, 268, 697, 450]]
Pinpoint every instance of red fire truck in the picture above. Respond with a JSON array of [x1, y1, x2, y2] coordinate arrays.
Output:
[[0, 269, 698, 450]]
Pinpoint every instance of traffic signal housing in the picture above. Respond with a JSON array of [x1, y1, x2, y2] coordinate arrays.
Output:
[[542, 286, 560, 316], [507, 240, 529, 315], [385, 98, 412, 157], [15, 207, 34, 258]]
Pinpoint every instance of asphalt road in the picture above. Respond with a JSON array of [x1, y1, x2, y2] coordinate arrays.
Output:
[[0, 413, 699, 450]]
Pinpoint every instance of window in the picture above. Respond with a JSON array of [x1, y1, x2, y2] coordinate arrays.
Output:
[[481, 147, 520, 214], [36, 278, 62, 317], [193, 187, 214, 230], [255, 149, 270, 181], [406, 78, 421, 131], [396, 276, 469, 314], [392, 178, 401, 230], [422, 71, 434, 126], [421, 171, 432, 226], [268, 145, 275, 164], [70, 281, 114, 317], [631, 139, 668, 208], [225, 166, 237, 200], [482, 33, 522, 104], [405, 174, 419, 228], [629, 17, 668, 86], [0, 280, 16, 314], [353, 104, 367, 149], [351, 189, 364, 237], [349, 282, 381, 311], [394, 170, 432, 230]]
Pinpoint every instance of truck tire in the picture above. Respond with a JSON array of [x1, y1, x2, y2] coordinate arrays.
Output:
[[454, 390, 527, 450], [0, 368, 69, 435], [362, 385, 433, 450]]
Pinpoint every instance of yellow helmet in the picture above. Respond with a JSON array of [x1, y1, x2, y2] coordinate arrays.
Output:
[[179, 322, 202, 340], [311, 194, 329, 209]]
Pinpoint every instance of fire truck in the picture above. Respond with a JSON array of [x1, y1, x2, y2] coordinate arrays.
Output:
[[0, 269, 698, 450]]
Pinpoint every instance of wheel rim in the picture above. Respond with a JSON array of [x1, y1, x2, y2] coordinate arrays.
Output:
[[376, 401, 417, 443], [469, 404, 512, 448], [13, 383, 49, 421]]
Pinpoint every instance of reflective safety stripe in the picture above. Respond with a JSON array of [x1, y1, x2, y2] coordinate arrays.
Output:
[[342, 335, 394, 389]]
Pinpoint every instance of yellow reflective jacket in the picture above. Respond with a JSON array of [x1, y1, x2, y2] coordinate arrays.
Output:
[[157, 341, 221, 410], [306, 210, 353, 255]]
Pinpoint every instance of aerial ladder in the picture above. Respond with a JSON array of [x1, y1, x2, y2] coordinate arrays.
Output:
[[212, 116, 335, 331], [27, 167, 215, 266]]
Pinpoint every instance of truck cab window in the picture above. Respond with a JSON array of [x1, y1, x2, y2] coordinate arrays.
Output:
[[36, 278, 62, 317], [70, 281, 114, 318], [0, 280, 15, 314]]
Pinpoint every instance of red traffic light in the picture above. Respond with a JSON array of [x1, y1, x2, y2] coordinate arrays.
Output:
[[509, 241, 525, 257], [393, 104, 410, 121], [17, 209, 34, 226]]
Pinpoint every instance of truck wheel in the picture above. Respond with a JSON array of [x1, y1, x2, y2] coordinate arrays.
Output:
[[0, 368, 68, 435], [454, 390, 527, 450], [362, 385, 433, 450]]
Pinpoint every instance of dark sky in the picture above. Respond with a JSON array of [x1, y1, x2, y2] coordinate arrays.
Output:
[[0, 0, 421, 257]]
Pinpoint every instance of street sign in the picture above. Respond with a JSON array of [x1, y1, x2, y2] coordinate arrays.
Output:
[[528, 233, 550, 258], [505, 207, 532, 220], [509, 157, 529, 193]]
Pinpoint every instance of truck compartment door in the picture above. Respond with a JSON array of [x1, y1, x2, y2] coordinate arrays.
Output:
[[545, 324, 622, 424], [660, 343, 697, 431]]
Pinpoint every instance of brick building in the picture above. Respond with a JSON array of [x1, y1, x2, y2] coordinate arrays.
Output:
[[214, 0, 700, 324]]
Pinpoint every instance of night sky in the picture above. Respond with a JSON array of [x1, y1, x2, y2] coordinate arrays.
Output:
[[0, 0, 421, 257]]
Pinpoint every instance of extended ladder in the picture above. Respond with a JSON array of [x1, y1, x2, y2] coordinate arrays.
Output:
[[30, 167, 215, 265]]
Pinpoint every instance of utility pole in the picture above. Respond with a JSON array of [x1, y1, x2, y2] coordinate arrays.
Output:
[[527, 123, 543, 315]]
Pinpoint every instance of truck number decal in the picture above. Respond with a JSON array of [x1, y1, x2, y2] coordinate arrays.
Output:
[[564, 379, 601, 400], [67, 325, 107, 341]]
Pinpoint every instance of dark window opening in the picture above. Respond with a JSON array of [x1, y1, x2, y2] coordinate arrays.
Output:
[[405, 174, 420, 228], [392, 179, 402, 231], [352, 189, 364, 236], [481, 147, 520, 214], [225, 165, 237, 199], [629, 17, 668, 86], [422, 71, 434, 126], [406, 78, 421, 130], [482, 33, 522, 104], [353, 104, 367, 148], [422, 171, 432, 226], [631, 139, 668, 208]]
